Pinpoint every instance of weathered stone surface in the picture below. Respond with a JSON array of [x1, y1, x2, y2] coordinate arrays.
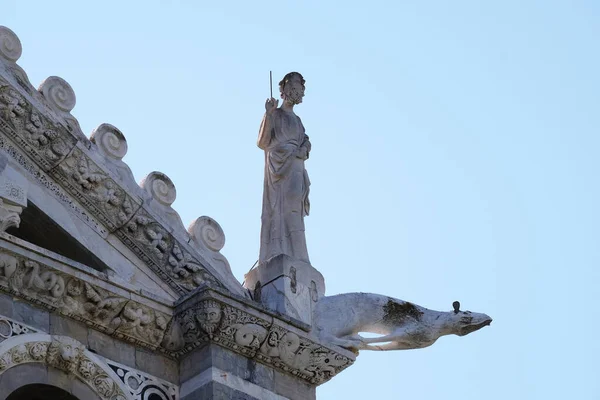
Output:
[[182, 381, 261, 400], [49, 313, 88, 346], [0, 292, 13, 317], [47, 363, 73, 393], [71, 377, 103, 400], [273, 369, 316, 400], [135, 347, 178, 384], [13, 300, 49, 331], [0, 363, 48, 399], [88, 329, 136, 367], [180, 344, 275, 391], [245, 255, 324, 325]]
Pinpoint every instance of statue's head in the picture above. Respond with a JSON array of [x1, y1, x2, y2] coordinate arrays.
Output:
[[279, 72, 305, 105]]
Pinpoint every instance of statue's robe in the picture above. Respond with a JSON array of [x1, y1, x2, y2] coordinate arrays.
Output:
[[257, 108, 311, 264]]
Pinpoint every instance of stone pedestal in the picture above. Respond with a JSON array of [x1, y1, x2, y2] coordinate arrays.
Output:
[[244, 255, 325, 326]]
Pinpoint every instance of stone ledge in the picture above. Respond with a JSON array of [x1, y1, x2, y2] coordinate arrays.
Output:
[[167, 287, 356, 385], [0, 33, 244, 297]]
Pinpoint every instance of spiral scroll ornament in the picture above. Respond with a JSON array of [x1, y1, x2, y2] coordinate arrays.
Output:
[[189, 216, 225, 252], [38, 76, 76, 112], [0, 26, 22, 62], [90, 124, 128, 160], [140, 172, 176, 207]]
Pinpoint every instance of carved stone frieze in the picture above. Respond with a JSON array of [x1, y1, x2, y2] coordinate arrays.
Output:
[[0, 77, 76, 171], [0, 135, 108, 236], [171, 296, 355, 385], [51, 147, 140, 231], [0, 32, 243, 297], [0, 333, 129, 400], [0, 249, 170, 351], [115, 207, 222, 295], [112, 301, 169, 349]]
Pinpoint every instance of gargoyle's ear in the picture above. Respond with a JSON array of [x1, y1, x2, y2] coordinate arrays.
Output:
[[452, 301, 460, 314]]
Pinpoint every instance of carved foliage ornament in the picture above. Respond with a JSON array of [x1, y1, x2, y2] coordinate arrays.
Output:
[[0, 334, 129, 400], [0, 79, 76, 171], [52, 147, 139, 231], [174, 299, 353, 384], [0, 250, 169, 350], [116, 207, 222, 294]]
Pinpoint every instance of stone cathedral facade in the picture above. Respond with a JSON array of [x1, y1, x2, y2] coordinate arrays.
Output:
[[0, 26, 356, 400]]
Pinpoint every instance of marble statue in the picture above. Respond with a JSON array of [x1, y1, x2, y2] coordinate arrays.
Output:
[[313, 293, 492, 352], [257, 72, 311, 265]]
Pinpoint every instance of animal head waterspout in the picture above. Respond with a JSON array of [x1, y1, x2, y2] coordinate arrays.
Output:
[[451, 309, 492, 337]]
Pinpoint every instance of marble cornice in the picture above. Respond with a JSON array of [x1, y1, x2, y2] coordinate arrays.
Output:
[[0, 232, 355, 385], [166, 286, 356, 385], [0, 25, 244, 298]]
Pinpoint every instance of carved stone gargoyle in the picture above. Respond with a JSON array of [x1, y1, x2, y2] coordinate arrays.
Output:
[[312, 293, 491, 352]]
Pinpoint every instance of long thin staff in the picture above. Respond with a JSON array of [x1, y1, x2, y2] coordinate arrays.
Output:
[[269, 71, 273, 99]]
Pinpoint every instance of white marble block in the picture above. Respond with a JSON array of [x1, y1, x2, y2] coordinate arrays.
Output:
[[245, 254, 325, 325]]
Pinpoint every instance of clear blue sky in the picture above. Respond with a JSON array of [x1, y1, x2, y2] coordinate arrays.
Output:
[[3, 1, 599, 398]]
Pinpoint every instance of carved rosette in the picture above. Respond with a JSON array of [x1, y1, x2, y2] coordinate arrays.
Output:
[[51, 147, 140, 230], [0, 250, 170, 349], [0, 334, 129, 400], [172, 298, 354, 384], [0, 81, 76, 170]]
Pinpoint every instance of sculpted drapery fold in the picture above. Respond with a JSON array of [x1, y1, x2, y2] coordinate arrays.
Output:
[[258, 105, 311, 265]]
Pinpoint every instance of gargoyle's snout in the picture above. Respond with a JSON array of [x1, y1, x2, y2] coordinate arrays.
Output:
[[457, 313, 492, 337]]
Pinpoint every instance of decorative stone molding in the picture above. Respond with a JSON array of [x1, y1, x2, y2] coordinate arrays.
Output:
[[0, 76, 77, 171], [51, 146, 141, 231], [90, 124, 137, 193], [171, 289, 355, 385], [0, 333, 132, 400], [105, 358, 179, 400], [0, 314, 177, 399], [0, 134, 108, 236], [188, 216, 233, 276], [0, 26, 243, 297], [0, 247, 170, 351], [0, 27, 22, 63], [140, 171, 187, 237], [0, 315, 39, 343], [38, 76, 76, 113]]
